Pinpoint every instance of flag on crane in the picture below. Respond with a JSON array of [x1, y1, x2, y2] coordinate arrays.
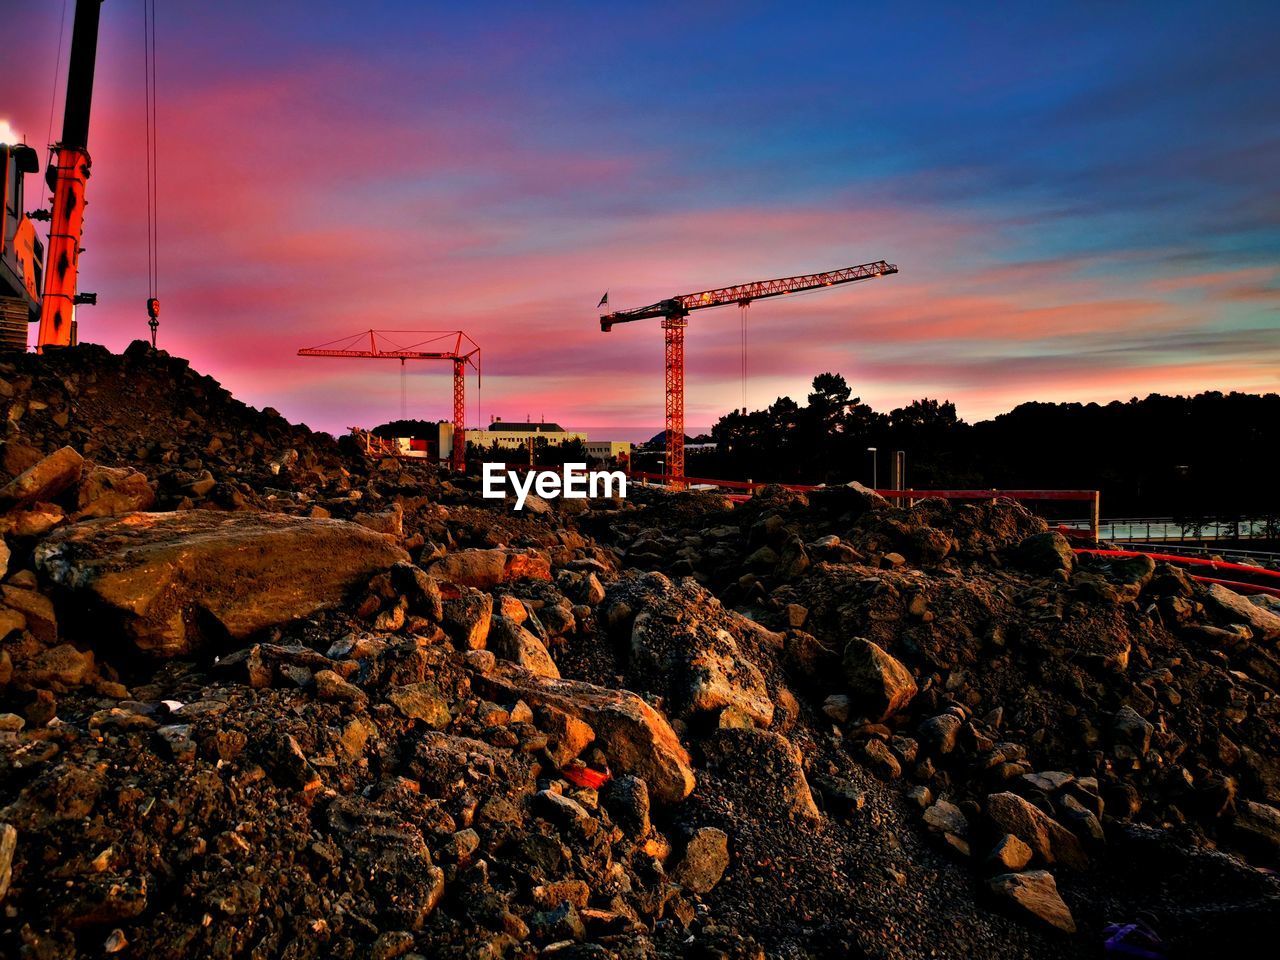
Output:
[[597, 291, 609, 308]]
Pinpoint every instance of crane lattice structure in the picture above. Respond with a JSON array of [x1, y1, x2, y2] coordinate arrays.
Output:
[[298, 330, 480, 472], [601, 260, 898, 486]]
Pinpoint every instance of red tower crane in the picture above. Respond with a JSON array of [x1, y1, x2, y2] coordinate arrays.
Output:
[[601, 260, 898, 485], [297, 329, 480, 472]]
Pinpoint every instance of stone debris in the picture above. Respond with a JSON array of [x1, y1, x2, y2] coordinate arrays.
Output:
[[1, 345, 1279, 959]]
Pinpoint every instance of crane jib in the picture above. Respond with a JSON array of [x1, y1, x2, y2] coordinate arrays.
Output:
[[600, 260, 897, 329]]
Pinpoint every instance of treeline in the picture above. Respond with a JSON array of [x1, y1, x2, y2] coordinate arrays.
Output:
[[669, 374, 1278, 518]]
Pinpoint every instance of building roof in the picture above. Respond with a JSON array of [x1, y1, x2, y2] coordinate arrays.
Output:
[[486, 421, 568, 433]]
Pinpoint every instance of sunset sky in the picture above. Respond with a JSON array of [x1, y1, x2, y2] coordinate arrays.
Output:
[[6, 1, 1279, 440]]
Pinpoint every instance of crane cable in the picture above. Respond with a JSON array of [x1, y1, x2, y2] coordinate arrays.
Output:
[[45, 0, 69, 153], [739, 302, 748, 413], [142, 0, 160, 346]]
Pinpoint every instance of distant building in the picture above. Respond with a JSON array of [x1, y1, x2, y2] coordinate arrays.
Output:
[[466, 419, 588, 450], [584, 440, 633, 462]]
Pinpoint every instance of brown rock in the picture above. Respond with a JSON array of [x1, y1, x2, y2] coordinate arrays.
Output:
[[1205, 583, 1280, 640], [535, 703, 594, 767], [34, 511, 409, 656], [442, 587, 493, 650], [387, 682, 451, 729], [987, 834, 1033, 872], [842, 637, 917, 722], [0, 822, 15, 902], [672, 827, 730, 894], [988, 870, 1075, 933], [73, 466, 156, 519], [0, 446, 83, 509], [985, 792, 1088, 870], [428, 548, 551, 590], [488, 615, 560, 679], [1, 585, 57, 643], [478, 665, 695, 803]]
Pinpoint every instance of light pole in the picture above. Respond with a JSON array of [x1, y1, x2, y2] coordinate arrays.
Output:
[[657, 459, 665, 485], [867, 447, 878, 490]]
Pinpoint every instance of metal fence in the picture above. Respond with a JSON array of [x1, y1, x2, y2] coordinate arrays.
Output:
[[1057, 516, 1277, 542]]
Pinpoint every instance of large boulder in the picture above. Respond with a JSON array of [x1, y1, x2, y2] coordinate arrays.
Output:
[[34, 511, 409, 656], [985, 792, 1088, 870], [427, 548, 551, 590], [476, 665, 695, 803], [842, 637, 917, 722]]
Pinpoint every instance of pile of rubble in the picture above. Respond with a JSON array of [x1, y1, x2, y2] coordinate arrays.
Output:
[[2, 344, 1279, 960]]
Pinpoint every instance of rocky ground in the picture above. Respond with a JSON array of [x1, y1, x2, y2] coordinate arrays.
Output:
[[1, 343, 1278, 960]]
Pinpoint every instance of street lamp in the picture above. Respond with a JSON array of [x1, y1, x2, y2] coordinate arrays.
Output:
[[867, 447, 878, 489], [657, 459, 665, 485]]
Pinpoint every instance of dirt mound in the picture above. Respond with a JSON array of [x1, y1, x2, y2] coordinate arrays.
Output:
[[2, 345, 1280, 959]]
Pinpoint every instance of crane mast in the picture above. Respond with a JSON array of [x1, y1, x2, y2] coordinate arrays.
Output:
[[601, 260, 898, 485], [37, 0, 104, 352]]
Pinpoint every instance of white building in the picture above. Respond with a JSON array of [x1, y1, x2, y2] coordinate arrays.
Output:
[[465, 420, 588, 451]]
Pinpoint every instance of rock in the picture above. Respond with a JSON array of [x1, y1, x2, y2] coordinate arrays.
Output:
[[985, 792, 1088, 870], [387, 683, 451, 729], [1013, 532, 1074, 575], [987, 834, 1033, 872], [1206, 583, 1280, 640], [488, 615, 560, 679], [0, 446, 83, 509], [535, 703, 594, 767], [532, 880, 590, 911], [1, 585, 58, 643], [1232, 800, 1280, 855], [922, 799, 969, 839], [21, 643, 94, 687], [34, 510, 408, 656], [389, 563, 444, 621], [533, 790, 591, 831], [0, 822, 15, 902], [603, 775, 650, 836], [628, 592, 774, 728], [478, 666, 696, 803], [1111, 705, 1153, 756], [861, 738, 902, 780], [822, 694, 851, 724], [842, 637, 917, 722], [919, 713, 962, 755], [427, 548, 551, 590], [703, 728, 820, 820], [73, 465, 156, 519], [353, 507, 403, 539], [314, 669, 367, 706], [987, 870, 1075, 933], [672, 827, 730, 894], [442, 588, 493, 650]]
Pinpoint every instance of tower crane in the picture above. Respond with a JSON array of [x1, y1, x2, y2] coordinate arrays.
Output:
[[600, 260, 898, 486], [298, 330, 480, 472]]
